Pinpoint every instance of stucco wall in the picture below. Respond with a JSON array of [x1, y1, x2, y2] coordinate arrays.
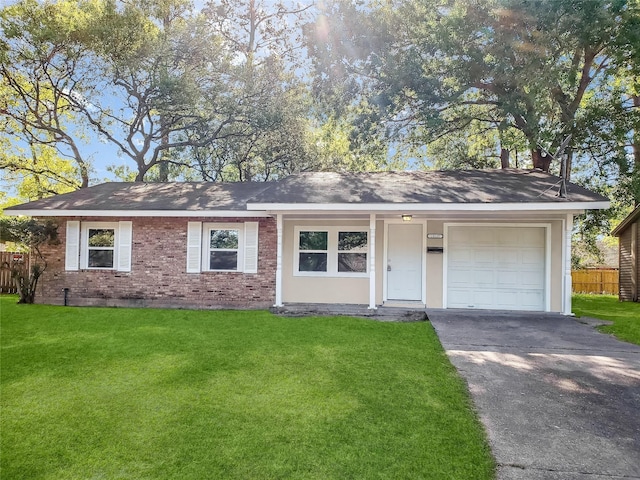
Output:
[[37, 216, 276, 309], [282, 219, 374, 304], [284, 216, 566, 311]]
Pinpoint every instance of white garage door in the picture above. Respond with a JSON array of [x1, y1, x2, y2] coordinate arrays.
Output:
[[446, 225, 547, 311]]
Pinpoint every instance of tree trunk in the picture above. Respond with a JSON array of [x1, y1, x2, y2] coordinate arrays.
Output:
[[531, 148, 551, 172], [500, 148, 510, 169]]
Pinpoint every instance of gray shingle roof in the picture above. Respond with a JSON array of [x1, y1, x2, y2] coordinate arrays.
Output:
[[5, 181, 273, 211], [249, 169, 608, 204], [5, 169, 608, 214]]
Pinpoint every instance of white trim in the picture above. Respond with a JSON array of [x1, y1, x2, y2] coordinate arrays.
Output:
[[563, 214, 574, 315], [117, 221, 133, 272], [383, 219, 426, 304], [80, 221, 119, 270], [368, 214, 377, 310], [5, 209, 271, 218], [249, 201, 609, 212], [443, 222, 552, 312], [186, 222, 203, 273], [293, 226, 369, 278], [274, 214, 283, 307], [65, 221, 80, 271], [243, 222, 259, 274], [201, 222, 245, 272]]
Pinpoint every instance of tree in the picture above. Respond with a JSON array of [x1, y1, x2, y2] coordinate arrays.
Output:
[[308, 0, 640, 179], [0, 217, 59, 304], [0, 0, 92, 190], [187, 0, 317, 181]]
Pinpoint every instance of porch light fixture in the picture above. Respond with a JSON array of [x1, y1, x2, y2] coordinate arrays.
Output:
[[401, 214, 412, 222]]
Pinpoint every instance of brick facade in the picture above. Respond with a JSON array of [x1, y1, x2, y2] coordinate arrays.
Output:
[[37, 216, 277, 309]]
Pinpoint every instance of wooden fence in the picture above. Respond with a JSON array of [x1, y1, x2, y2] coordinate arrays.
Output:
[[0, 252, 31, 294], [572, 269, 619, 295]]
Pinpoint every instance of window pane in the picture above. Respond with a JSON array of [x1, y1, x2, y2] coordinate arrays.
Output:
[[88, 229, 115, 247], [338, 232, 367, 251], [210, 230, 238, 249], [299, 253, 327, 272], [338, 253, 367, 272], [210, 251, 238, 270], [88, 249, 114, 268], [299, 231, 327, 251]]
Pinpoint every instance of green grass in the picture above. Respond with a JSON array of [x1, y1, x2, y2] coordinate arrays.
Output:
[[0, 296, 494, 480], [573, 294, 640, 345]]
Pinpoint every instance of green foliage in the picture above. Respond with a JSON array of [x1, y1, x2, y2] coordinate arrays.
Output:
[[0, 299, 495, 479], [0, 217, 59, 303], [308, 0, 638, 175]]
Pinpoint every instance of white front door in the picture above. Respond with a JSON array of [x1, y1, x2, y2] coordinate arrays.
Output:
[[387, 224, 423, 301]]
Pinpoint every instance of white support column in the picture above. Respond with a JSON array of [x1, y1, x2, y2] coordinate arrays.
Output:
[[274, 214, 284, 307], [563, 213, 573, 315], [369, 214, 377, 310]]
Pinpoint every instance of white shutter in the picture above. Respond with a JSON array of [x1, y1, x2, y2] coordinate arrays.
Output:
[[117, 221, 133, 272], [243, 222, 259, 273], [65, 221, 80, 271], [186, 222, 202, 273]]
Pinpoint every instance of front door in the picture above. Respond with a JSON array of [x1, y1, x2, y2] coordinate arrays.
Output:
[[387, 223, 423, 301]]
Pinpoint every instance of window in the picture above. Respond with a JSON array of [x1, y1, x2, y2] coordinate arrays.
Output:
[[87, 228, 115, 268], [298, 231, 328, 272], [186, 221, 259, 274], [338, 231, 367, 273], [69, 221, 132, 272], [294, 227, 368, 277], [208, 228, 240, 271]]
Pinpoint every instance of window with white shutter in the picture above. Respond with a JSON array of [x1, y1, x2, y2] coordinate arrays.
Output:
[[79, 222, 131, 271]]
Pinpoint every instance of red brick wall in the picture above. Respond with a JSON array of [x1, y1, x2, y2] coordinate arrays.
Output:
[[37, 216, 276, 309]]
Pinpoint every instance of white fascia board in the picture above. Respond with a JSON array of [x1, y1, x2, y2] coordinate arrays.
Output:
[[248, 201, 610, 213], [4, 209, 272, 218]]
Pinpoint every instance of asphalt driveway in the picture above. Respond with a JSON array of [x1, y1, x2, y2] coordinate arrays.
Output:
[[427, 310, 640, 480]]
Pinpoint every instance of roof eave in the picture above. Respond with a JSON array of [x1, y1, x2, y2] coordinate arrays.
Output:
[[3, 209, 272, 218], [246, 201, 610, 212], [611, 205, 640, 236]]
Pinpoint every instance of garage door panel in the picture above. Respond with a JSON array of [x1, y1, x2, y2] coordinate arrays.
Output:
[[496, 270, 519, 286], [522, 248, 545, 265], [448, 288, 496, 309], [446, 225, 546, 311], [497, 228, 520, 246], [519, 271, 545, 287], [448, 267, 473, 285], [519, 228, 545, 246], [519, 290, 544, 309], [449, 248, 472, 264], [497, 248, 520, 266], [473, 269, 495, 285], [471, 247, 496, 264]]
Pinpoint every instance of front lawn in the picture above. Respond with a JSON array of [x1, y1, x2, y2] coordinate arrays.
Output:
[[0, 296, 494, 480], [573, 294, 640, 345]]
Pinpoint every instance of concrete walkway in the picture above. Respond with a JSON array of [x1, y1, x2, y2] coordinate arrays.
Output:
[[427, 310, 640, 480]]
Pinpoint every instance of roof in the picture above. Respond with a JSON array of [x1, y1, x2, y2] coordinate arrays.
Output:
[[4, 181, 274, 217], [5, 169, 609, 217], [611, 205, 640, 237], [248, 169, 608, 205]]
